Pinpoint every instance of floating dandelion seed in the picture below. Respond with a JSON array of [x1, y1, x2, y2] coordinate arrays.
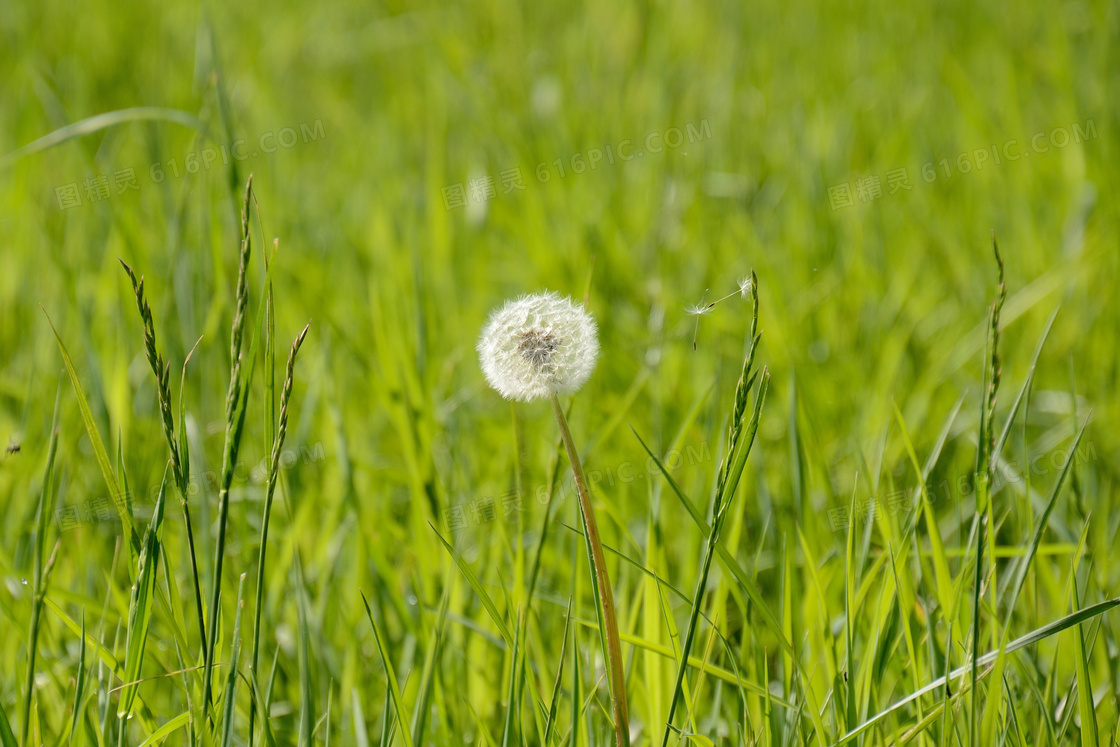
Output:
[[478, 291, 599, 402], [685, 302, 714, 316], [686, 292, 714, 350], [688, 272, 756, 350], [738, 274, 754, 298]]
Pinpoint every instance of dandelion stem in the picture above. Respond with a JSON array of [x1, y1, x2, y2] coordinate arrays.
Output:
[[549, 394, 629, 747]]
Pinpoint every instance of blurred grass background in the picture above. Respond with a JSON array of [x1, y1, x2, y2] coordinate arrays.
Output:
[[1, 0, 1118, 743]]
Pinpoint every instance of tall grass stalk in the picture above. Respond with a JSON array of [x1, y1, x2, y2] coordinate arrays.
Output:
[[118, 258, 208, 665], [661, 272, 767, 746], [970, 238, 1005, 744], [249, 323, 310, 742], [202, 175, 255, 719], [20, 381, 61, 747]]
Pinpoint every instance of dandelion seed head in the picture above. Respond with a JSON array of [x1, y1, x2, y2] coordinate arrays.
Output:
[[478, 291, 599, 402]]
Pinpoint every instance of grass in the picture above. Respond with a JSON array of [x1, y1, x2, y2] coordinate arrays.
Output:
[[1, 0, 1119, 744]]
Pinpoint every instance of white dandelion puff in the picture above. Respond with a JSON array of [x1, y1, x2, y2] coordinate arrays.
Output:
[[478, 291, 599, 402]]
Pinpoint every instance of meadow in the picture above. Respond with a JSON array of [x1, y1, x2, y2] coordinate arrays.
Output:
[[1, 0, 1118, 744]]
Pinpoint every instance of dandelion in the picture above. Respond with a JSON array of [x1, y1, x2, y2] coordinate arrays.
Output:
[[477, 291, 599, 402], [478, 290, 630, 747]]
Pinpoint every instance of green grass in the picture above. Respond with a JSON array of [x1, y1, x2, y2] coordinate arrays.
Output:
[[1, 0, 1119, 744]]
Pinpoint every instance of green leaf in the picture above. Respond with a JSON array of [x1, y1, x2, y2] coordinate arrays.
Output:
[[0, 107, 208, 169], [661, 375, 769, 747], [42, 308, 140, 563], [831, 597, 1120, 745], [409, 573, 451, 746], [360, 591, 415, 747], [250, 672, 278, 747], [43, 597, 123, 679], [500, 612, 524, 747], [295, 557, 314, 747], [429, 524, 513, 646], [543, 597, 573, 745], [68, 610, 88, 747], [178, 335, 202, 494], [1004, 415, 1092, 613], [0, 701, 16, 747], [1071, 576, 1099, 746], [351, 688, 369, 747], [119, 468, 170, 716], [135, 712, 190, 747], [219, 575, 247, 747]]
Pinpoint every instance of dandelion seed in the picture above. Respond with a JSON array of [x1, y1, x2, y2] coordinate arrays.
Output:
[[685, 302, 714, 316], [477, 291, 599, 402], [688, 274, 754, 350], [685, 291, 716, 350], [738, 275, 754, 299]]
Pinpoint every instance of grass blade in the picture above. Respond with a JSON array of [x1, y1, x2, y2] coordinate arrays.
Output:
[[429, 524, 513, 646], [409, 572, 451, 746], [500, 611, 524, 747], [662, 372, 769, 746], [0, 703, 17, 747], [360, 591, 415, 747], [549, 393, 629, 747], [67, 610, 88, 747], [21, 379, 61, 747], [0, 106, 208, 169], [1004, 414, 1091, 613], [831, 597, 1120, 745], [135, 712, 190, 747], [1070, 575, 1098, 747], [295, 557, 314, 747], [118, 467, 169, 717], [543, 597, 573, 745], [42, 308, 140, 561], [219, 574, 247, 747]]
